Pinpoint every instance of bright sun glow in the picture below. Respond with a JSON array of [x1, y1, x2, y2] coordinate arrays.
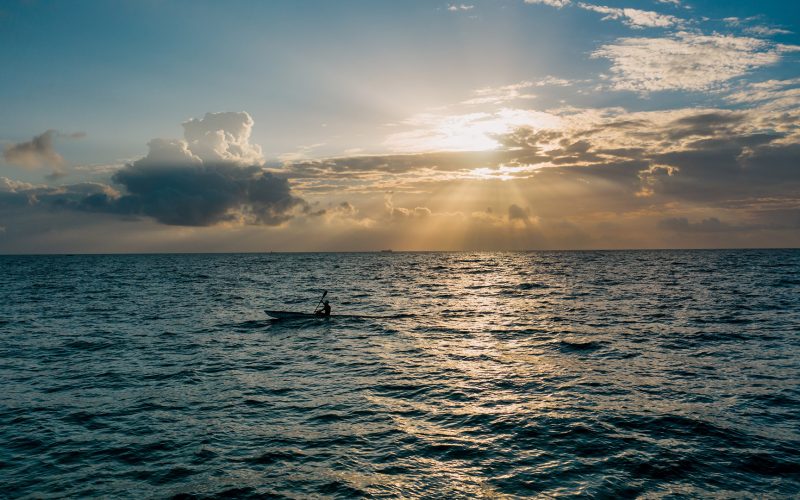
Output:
[[384, 108, 563, 153], [467, 164, 544, 181]]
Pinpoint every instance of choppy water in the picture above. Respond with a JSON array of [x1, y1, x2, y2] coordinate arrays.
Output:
[[1, 250, 799, 498]]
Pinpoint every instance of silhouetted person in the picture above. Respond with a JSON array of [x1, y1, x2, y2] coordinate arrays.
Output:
[[316, 299, 331, 317]]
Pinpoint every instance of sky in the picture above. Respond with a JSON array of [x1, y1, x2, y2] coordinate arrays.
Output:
[[1, 0, 799, 252]]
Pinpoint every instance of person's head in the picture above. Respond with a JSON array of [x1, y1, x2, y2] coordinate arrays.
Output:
[[323, 300, 329, 305]]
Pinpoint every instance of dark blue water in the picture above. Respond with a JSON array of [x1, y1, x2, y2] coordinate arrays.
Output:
[[1, 250, 799, 498]]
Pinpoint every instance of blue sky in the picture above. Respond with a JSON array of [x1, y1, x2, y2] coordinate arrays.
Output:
[[1, 0, 799, 251]]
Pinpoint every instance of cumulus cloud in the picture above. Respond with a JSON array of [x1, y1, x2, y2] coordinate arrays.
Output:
[[3, 130, 64, 168], [103, 110, 264, 171], [578, 3, 681, 29], [85, 112, 301, 226], [182, 112, 263, 164], [592, 32, 800, 93], [0, 112, 304, 227], [102, 162, 301, 226]]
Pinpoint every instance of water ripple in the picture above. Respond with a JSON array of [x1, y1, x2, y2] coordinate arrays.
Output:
[[1, 250, 799, 497]]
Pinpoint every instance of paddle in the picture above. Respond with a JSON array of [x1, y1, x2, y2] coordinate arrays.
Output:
[[313, 290, 328, 314]]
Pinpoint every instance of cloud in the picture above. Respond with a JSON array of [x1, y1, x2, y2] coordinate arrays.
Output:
[[0, 113, 304, 227], [88, 112, 301, 226], [45, 168, 69, 181], [384, 194, 432, 219], [0, 178, 119, 210], [4, 97, 800, 250], [3, 130, 64, 168], [723, 17, 792, 36], [658, 217, 733, 232], [463, 82, 537, 105], [106, 161, 302, 226], [0, 165, 303, 228], [462, 77, 573, 105], [578, 3, 681, 29], [524, 0, 571, 7], [0, 177, 36, 194], [744, 26, 792, 36], [384, 108, 563, 152], [508, 204, 531, 223], [281, 96, 800, 238], [592, 32, 799, 92], [181, 111, 263, 164], [447, 4, 474, 12]]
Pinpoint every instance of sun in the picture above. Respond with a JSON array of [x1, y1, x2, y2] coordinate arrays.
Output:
[[384, 108, 564, 153]]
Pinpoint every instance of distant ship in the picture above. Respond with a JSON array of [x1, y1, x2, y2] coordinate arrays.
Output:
[[380, 249, 393, 253]]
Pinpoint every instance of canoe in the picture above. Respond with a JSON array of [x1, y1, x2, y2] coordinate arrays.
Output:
[[265, 310, 329, 320], [264, 310, 384, 320]]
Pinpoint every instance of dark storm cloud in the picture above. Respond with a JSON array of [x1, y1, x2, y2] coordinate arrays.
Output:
[[1, 164, 305, 227], [106, 163, 304, 226]]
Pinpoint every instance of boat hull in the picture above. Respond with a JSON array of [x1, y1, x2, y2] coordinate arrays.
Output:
[[265, 310, 328, 320]]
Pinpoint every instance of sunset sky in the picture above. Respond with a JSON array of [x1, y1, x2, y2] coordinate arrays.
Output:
[[1, 0, 799, 252]]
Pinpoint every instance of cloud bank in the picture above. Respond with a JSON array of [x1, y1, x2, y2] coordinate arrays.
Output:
[[1, 112, 304, 227]]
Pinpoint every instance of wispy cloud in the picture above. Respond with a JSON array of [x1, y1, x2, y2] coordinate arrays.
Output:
[[744, 26, 792, 36], [447, 4, 474, 11], [524, 0, 571, 8], [592, 32, 800, 92], [3, 130, 64, 168], [723, 16, 792, 36], [578, 3, 681, 29], [462, 77, 573, 105], [462, 82, 537, 106]]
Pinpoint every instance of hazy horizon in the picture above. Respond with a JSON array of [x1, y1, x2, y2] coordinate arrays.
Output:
[[2, 0, 799, 252]]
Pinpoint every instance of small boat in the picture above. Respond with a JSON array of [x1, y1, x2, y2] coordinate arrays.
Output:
[[265, 310, 328, 320], [265, 309, 379, 320], [380, 249, 393, 253]]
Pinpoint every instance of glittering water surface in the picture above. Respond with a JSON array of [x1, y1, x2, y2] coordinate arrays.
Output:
[[1, 250, 799, 498]]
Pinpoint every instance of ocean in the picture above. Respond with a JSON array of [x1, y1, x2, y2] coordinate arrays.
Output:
[[1, 250, 799, 498]]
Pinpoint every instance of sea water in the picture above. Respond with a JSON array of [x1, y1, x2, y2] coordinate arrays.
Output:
[[1, 250, 799, 497]]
